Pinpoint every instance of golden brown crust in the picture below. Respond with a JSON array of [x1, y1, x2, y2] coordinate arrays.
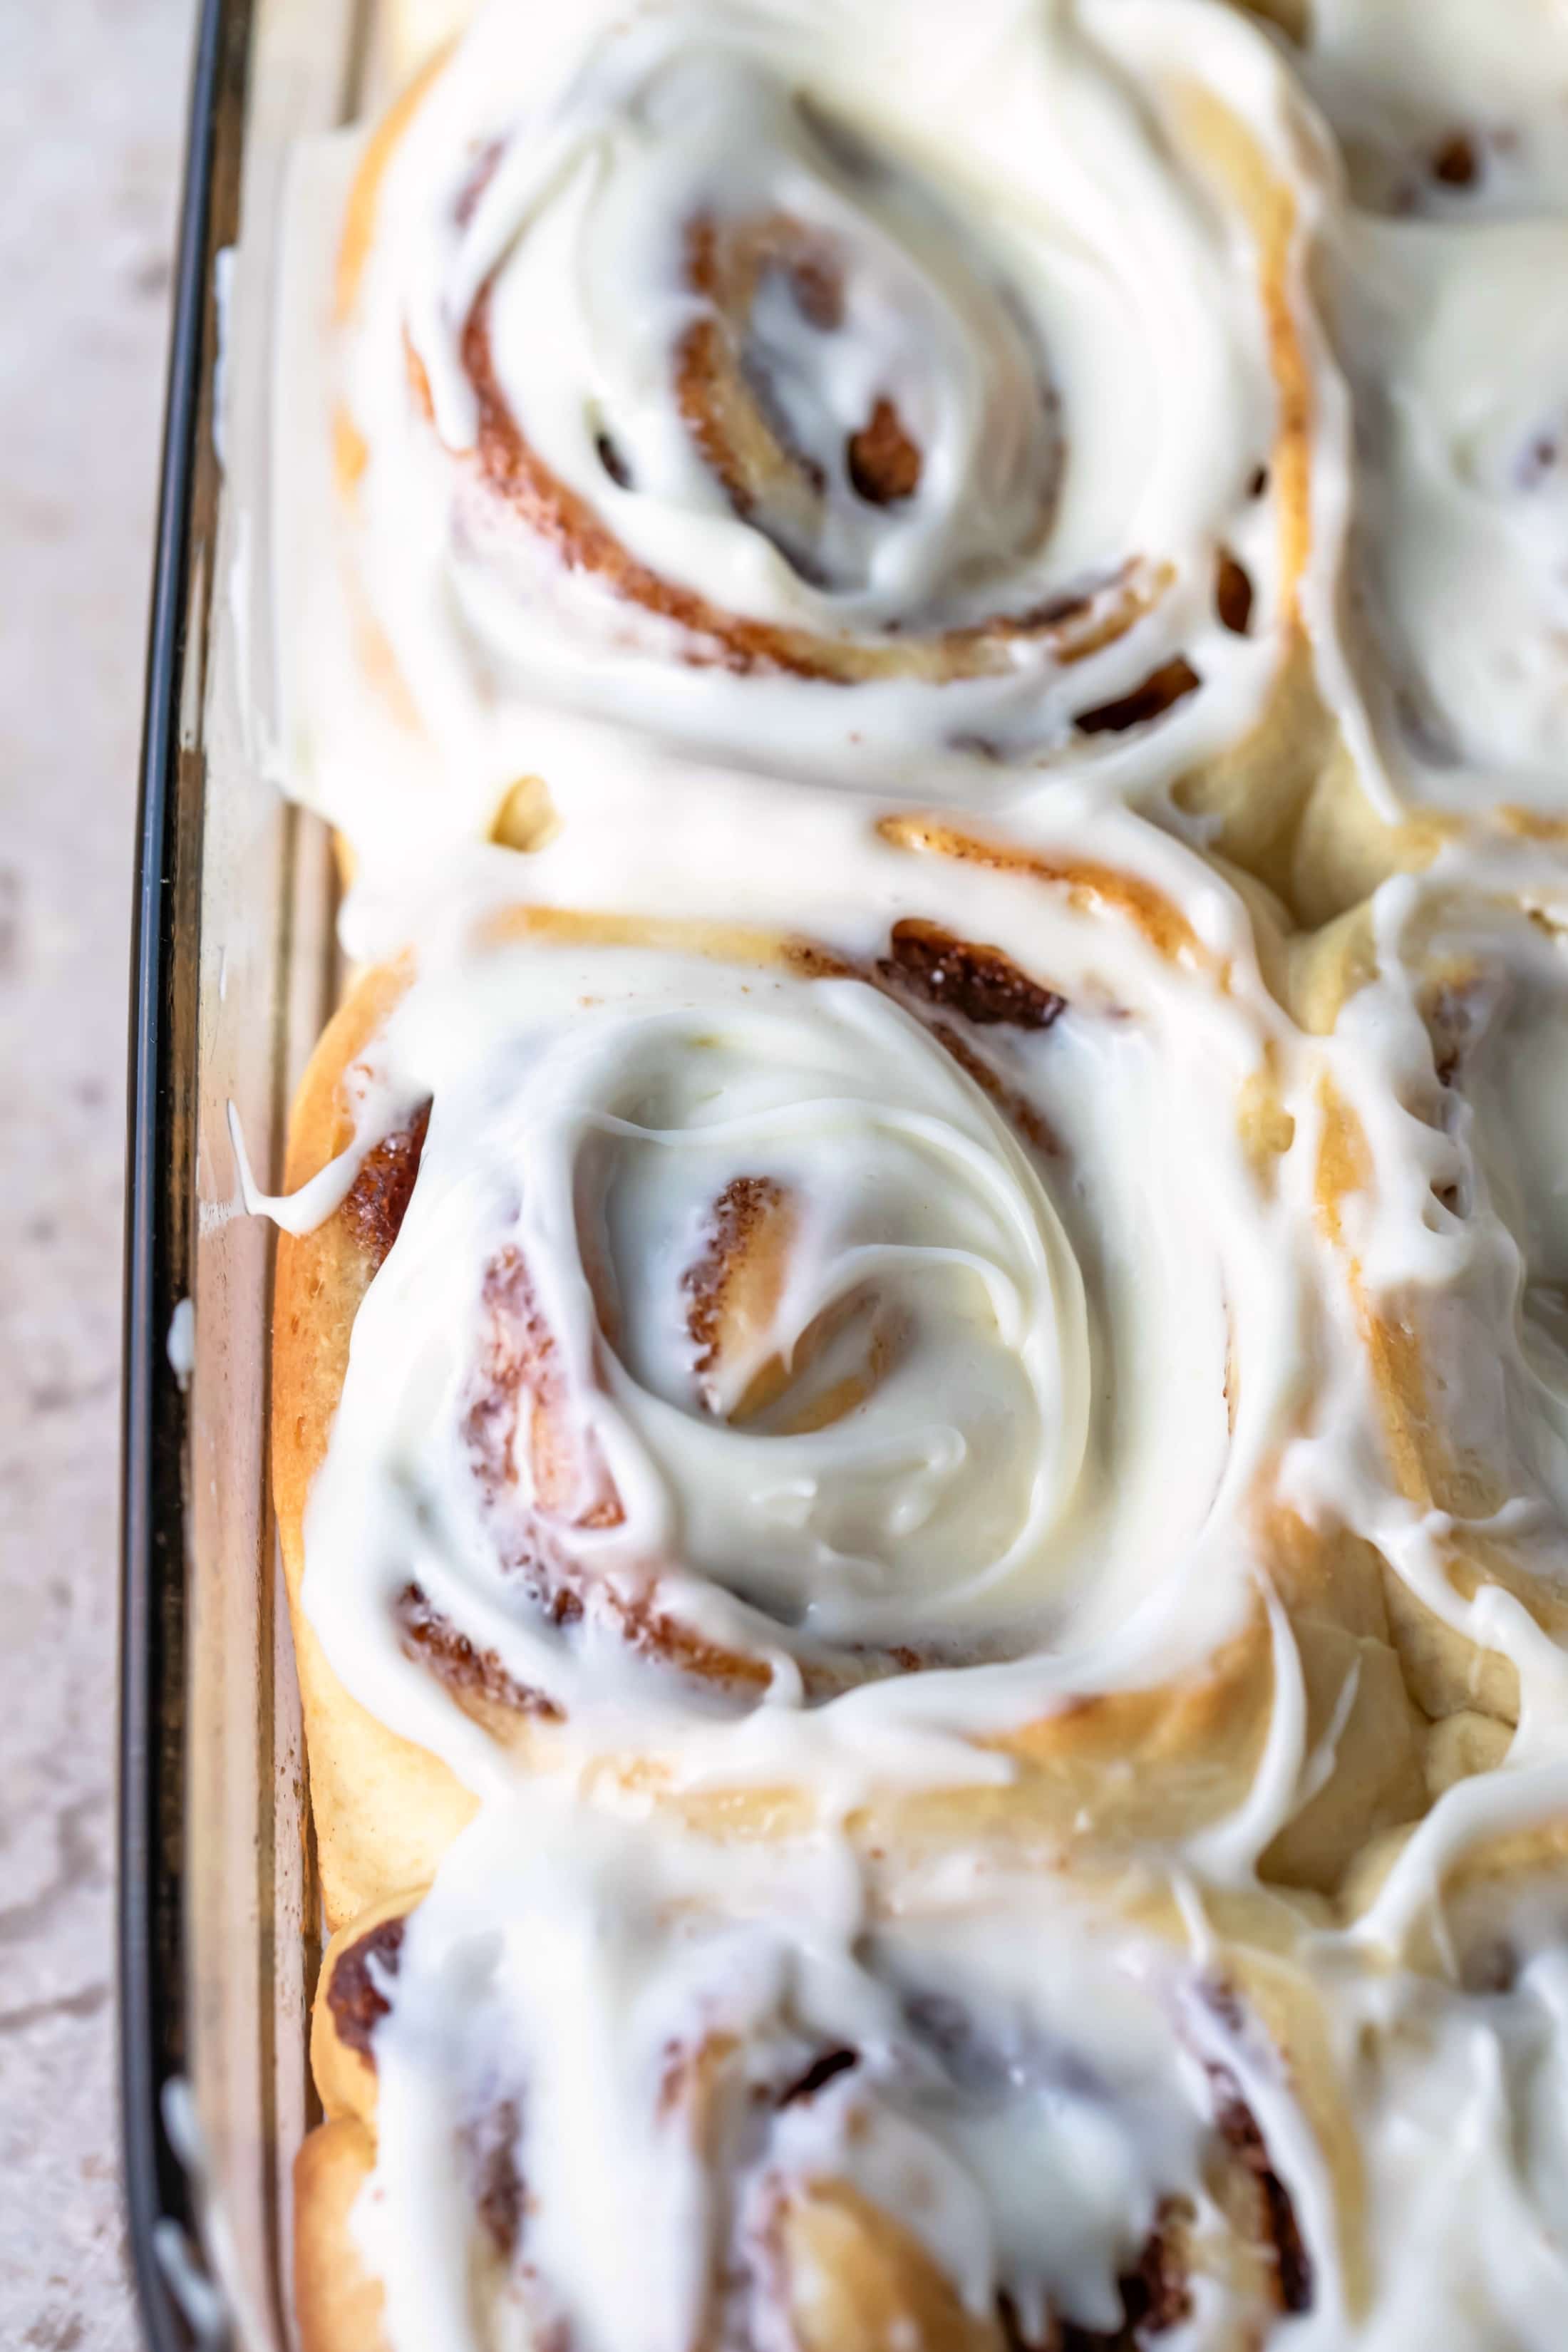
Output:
[[294, 2117, 388, 2352], [1289, 897, 1568, 1723], [273, 959, 483, 1927], [1289, 745, 1453, 928], [311, 1890, 421, 2126]]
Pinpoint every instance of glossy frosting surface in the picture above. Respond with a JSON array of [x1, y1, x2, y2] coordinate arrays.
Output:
[[253, 3, 1568, 2346]]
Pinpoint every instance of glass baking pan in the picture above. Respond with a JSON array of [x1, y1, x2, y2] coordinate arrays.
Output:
[[121, 1, 382, 2343]]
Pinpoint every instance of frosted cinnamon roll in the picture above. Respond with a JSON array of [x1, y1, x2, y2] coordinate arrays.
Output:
[[291, 0, 1339, 877], [1264, 0, 1568, 216], [294, 1803, 1338, 2352], [1255, 0, 1568, 908], [296, 1794, 1568, 2352], [267, 790, 1423, 1923], [1293, 208, 1568, 906], [1287, 851, 1568, 1730]]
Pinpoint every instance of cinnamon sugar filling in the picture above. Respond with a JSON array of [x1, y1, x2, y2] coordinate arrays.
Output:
[[326, 1914, 406, 2060], [340, 1101, 431, 1268], [332, 921, 1096, 1710], [878, 919, 1068, 1031], [455, 289, 1162, 689]]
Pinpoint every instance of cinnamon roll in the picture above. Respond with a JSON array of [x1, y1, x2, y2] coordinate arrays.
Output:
[[1286, 849, 1568, 1728], [386, 0, 473, 79], [294, 1802, 1337, 2352], [1269, 0, 1568, 215], [268, 790, 1425, 1924], [294, 1793, 1568, 2352], [235, 16, 1568, 2343], [288, 0, 1339, 881], [1258, 0, 1568, 910]]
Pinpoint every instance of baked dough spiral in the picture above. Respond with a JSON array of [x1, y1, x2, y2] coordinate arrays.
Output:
[[1267, 0, 1568, 908], [296, 1808, 1326, 2352], [254, 12, 1568, 2348], [294, 1797, 1568, 2352], [1289, 848, 1568, 1731], [269, 790, 1427, 1924], [296, 0, 1335, 874]]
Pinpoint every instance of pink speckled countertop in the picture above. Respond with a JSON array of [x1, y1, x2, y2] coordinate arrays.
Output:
[[1, 4, 195, 2345]]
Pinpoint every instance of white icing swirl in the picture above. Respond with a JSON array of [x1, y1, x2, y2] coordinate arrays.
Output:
[[1325, 213, 1568, 810], [292, 788, 1342, 1829], [1297, 849, 1568, 1729], [352, 1806, 1260, 2352], [349, 1796, 1568, 2352], [280, 0, 1331, 862]]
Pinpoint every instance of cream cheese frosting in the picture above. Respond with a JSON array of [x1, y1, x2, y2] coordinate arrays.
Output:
[[1290, 842, 1568, 1735], [280, 786, 1368, 1855], [1272, 0, 1568, 823], [247, 6, 1568, 2348], [344, 1795, 1568, 2352], [277, 0, 1340, 868]]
